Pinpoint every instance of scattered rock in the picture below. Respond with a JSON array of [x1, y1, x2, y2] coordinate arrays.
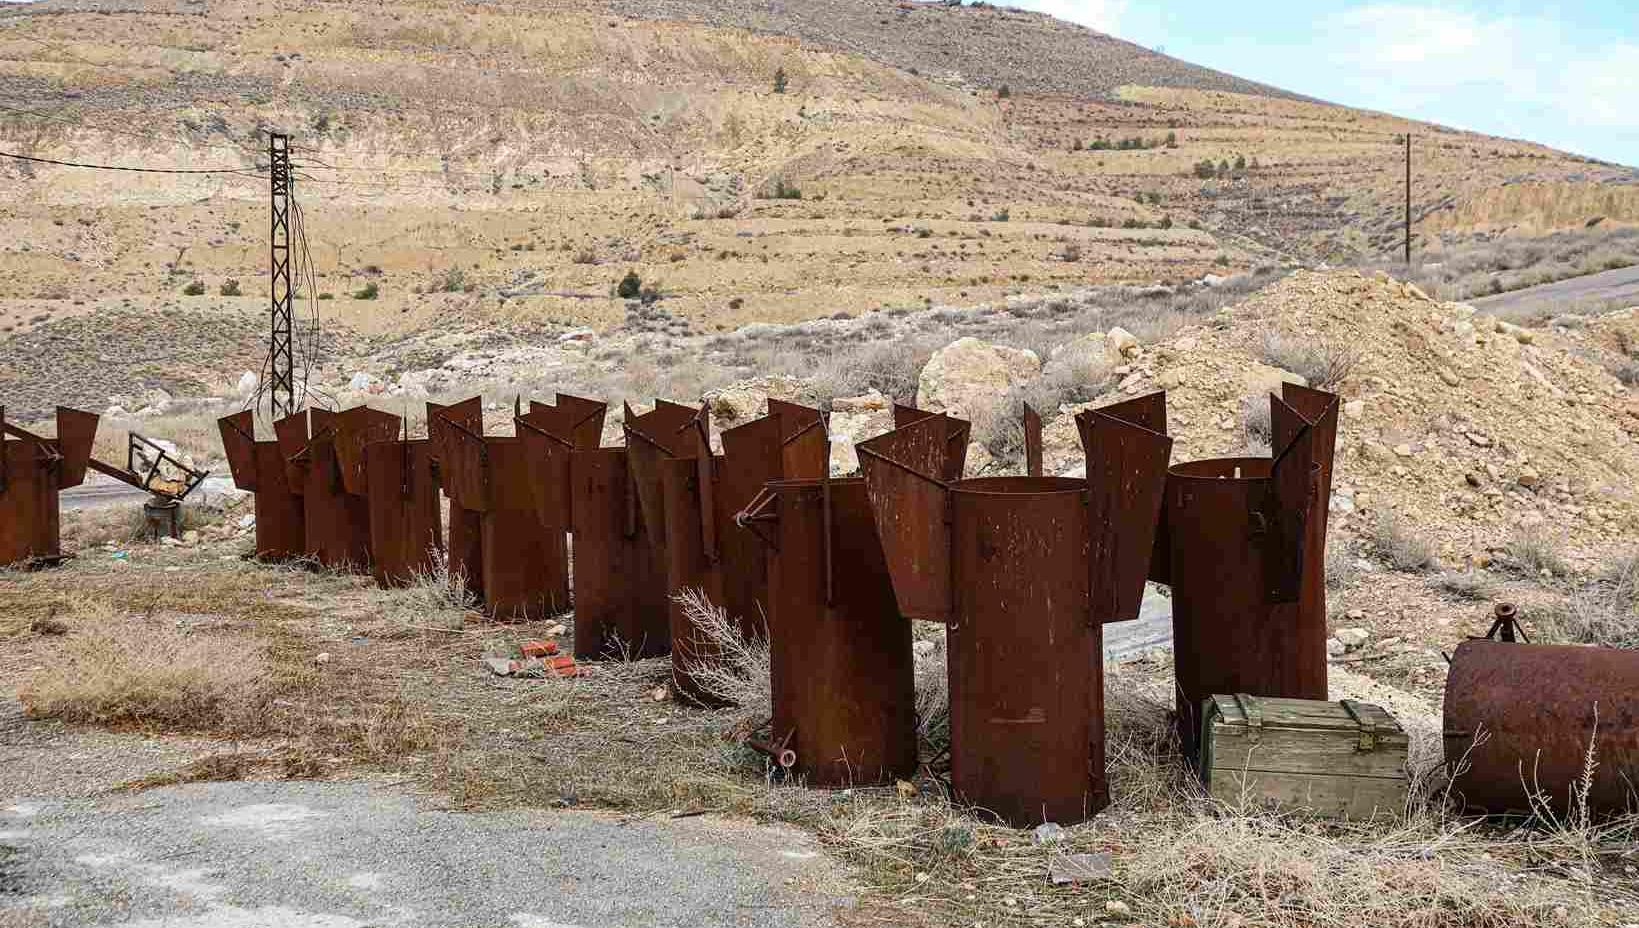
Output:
[[916, 337, 1040, 421], [1335, 627, 1370, 650]]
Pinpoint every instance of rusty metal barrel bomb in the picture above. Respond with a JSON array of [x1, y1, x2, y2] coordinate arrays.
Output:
[[217, 410, 304, 559], [428, 398, 486, 601], [742, 477, 917, 787], [949, 476, 1101, 825], [1445, 639, 1639, 815], [858, 397, 1171, 827], [364, 439, 443, 587], [568, 448, 669, 660], [0, 406, 97, 566], [298, 409, 374, 570], [1161, 384, 1337, 759]]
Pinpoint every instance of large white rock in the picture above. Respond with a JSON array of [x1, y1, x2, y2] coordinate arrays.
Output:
[[827, 405, 894, 475], [235, 371, 259, 397], [916, 337, 1040, 421]]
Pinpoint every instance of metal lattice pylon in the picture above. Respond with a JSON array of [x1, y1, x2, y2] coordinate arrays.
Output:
[[268, 133, 295, 420]]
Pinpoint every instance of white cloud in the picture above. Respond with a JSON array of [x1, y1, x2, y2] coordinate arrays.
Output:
[[1014, 0, 1128, 35], [1315, 5, 1637, 161]]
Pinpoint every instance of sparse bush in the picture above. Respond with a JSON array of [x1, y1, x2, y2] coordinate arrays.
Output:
[[1164, 131, 1178, 148], [978, 357, 1115, 468], [990, 208, 1010, 222], [1501, 526, 1569, 579], [997, 84, 1010, 99], [807, 337, 936, 406], [319, 292, 334, 300], [1258, 331, 1362, 389], [759, 178, 803, 200], [617, 270, 642, 299], [439, 266, 466, 293], [572, 248, 597, 265], [182, 279, 206, 296], [1370, 511, 1437, 572], [1542, 552, 1638, 647], [639, 284, 662, 305], [1433, 571, 1497, 602], [353, 281, 379, 300], [219, 279, 242, 297], [772, 67, 788, 94], [1240, 394, 1272, 455]]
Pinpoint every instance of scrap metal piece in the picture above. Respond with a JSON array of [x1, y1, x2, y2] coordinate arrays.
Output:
[[1023, 403, 1044, 478], [53, 406, 99, 489], [0, 410, 60, 567], [1161, 388, 1337, 758], [767, 399, 829, 480], [1445, 639, 1639, 815], [748, 476, 918, 787], [273, 411, 310, 495], [218, 410, 259, 492], [1077, 393, 1174, 624], [365, 438, 443, 587], [661, 453, 726, 704], [334, 406, 401, 497], [893, 403, 970, 482], [480, 437, 569, 618], [569, 449, 670, 660], [428, 399, 485, 600], [249, 439, 304, 560], [300, 411, 372, 570], [856, 413, 954, 622]]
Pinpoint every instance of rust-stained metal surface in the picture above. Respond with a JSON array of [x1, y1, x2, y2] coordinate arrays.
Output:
[[1445, 639, 1639, 814], [52, 406, 99, 489], [516, 394, 607, 538], [568, 449, 669, 660], [447, 503, 484, 600], [857, 413, 955, 622], [893, 403, 970, 481], [273, 411, 310, 495], [1023, 404, 1043, 478], [334, 406, 401, 497], [365, 439, 443, 586], [950, 476, 1102, 826], [1161, 388, 1337, 757], [300, 415, 373, 570], [661, 453, 726, 703], [1076, 393, 1173, 624], [218, 410, 259, 492], [623, 399, 703, 557], [747, 477, 917, 787], [718, 415, 784, 638], [0, 411, 60, 567], [767, 399, 828, 480], [250, 440, 305, 560], [427, 400, 484, 599], [480, 437, 569, 617]]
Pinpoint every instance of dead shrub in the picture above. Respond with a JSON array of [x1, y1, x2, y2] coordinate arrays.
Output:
[[20, 625, 274, 733], [1501, 526, 1569, 579], [976, 359, 1114, 469], [670, 587, 771, 720], [1369, 511, 1437, 572], [1258, 330, 1362, 389], [1542, 552, 1638, 648]]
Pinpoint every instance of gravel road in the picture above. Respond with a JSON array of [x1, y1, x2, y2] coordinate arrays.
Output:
[[0, 781, 851, 928]]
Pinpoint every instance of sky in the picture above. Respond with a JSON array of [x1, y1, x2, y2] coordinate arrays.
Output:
[[1013, 1, 1639, 168]]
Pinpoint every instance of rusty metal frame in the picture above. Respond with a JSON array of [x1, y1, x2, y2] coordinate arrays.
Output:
[[892, 402, 971, 482]]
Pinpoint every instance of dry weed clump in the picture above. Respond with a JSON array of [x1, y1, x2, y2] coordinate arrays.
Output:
[[1501, 526, 1571, 579], [364, 549, 482, 635], [1543, 552, 1639, 648], [19, 624, 275, 732], [1257, 330, 1362, 390], [1370, 511, 1438, 573]]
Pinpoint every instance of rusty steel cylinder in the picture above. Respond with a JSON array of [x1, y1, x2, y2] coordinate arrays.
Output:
[[0, 436, 59, 566], [1445, 639, 1639, 815], [250, 440, 305, 560], [1164, 454, 1325, 756], [948, 476, 1103, 827], [568, 448, 670, 660], [760, 478, 917, 787], [301, 422, 373, 570], [364, 439, 442, 587]]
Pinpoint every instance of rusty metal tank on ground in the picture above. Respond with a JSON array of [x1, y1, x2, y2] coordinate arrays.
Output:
[[738, 476, 916, 787], [1159, 384, 1339, 758], [1445, 637, 1639, 815], [858, 397, 1171, 826], [218, 410, 305, 560]]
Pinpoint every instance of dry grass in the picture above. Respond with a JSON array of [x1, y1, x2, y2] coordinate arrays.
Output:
[[1370, 511, 1438, 573], [1542, 552, 1639, 649], [1257, 330, 1363, 390], [8, 551, 1636, 925], [1383, 227, 1639, 318], [1503, 526, 1571, 579], [365, 549, 482, 636], [19, 624, 275, 732]]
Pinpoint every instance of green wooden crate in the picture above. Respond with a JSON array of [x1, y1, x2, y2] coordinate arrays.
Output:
[[1199, 694, 1409, 819]]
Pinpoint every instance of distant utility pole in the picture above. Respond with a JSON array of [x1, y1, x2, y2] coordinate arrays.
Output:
[[268, 132, 295, 420], [1404, 132, 1412, 266]]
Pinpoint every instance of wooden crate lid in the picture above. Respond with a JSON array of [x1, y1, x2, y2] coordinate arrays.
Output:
[[1202, 694, 1409, 782]]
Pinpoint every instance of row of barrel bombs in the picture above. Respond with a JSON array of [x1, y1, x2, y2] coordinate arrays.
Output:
[[216, 382, 1638, 826]]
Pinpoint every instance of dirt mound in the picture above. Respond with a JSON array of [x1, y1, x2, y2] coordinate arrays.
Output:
[[1045, 269, 1638, 562]]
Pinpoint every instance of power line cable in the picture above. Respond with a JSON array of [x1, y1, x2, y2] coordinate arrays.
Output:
[[0, 148, 261, 175]]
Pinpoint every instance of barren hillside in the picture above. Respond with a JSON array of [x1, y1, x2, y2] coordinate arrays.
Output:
[[1, 0, 1634, 359]]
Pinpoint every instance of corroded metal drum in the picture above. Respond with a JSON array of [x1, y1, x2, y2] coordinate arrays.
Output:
[[1445, 639, 1639, 814]]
